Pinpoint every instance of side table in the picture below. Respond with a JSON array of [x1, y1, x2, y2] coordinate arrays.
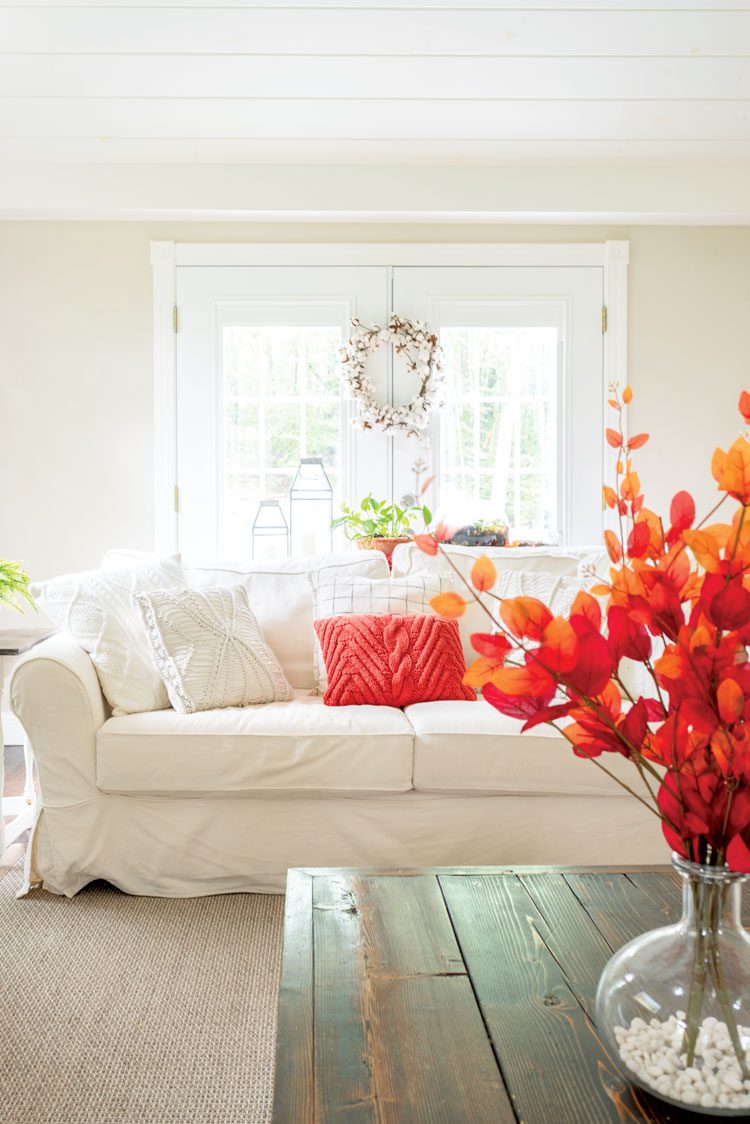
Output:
[[1, 628, 53, 856]]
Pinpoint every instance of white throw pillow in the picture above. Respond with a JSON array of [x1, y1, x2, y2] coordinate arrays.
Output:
[[132, 585, 294, 715], [391, 541, 602, 581], [308, 571, 454, 693], [102, 548, 182, 569], [31, 558, 186, 715], [185, 551, 390, 690]]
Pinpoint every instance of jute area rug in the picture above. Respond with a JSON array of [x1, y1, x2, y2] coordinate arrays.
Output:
[[0, 851, 285, 1123]]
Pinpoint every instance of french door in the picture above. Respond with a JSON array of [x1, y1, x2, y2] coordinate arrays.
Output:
[[174, 258, 606, 559]]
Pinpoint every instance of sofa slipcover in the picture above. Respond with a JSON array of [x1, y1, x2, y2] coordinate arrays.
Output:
[[97, 691, 414, 797], [405, 699, 637, 796]]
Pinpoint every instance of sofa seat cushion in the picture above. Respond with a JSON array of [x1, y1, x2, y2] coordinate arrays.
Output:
[[96, 691, 414, 797], [405, 699, 636, 796]]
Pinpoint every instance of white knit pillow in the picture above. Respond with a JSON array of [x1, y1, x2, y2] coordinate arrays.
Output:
[[133, 585, 293, 714], [308, 572, 454, 694], [31, 558, 187, 716]]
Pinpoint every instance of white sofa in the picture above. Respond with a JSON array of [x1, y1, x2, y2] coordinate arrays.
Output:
[[10, 546, 663, 898]]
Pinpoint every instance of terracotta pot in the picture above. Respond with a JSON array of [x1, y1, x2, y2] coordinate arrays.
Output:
[[356, 537, 411, 567]]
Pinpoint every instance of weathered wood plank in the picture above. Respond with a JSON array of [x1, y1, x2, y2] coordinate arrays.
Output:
[[440, 872, 661, 1124], [271, 869, 314, 1124], [519, 872, 615, 1019], [564, 872, 682, 950], [312, 873, 513, 1123]]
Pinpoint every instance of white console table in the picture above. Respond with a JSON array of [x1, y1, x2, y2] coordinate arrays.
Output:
[[1, 628, 53, 856]]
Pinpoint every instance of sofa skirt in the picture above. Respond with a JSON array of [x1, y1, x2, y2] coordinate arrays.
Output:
[[24, 790, 665, 898]]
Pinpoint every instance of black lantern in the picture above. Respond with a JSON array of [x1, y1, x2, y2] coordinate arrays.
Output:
[[289, 458, 333, 556]]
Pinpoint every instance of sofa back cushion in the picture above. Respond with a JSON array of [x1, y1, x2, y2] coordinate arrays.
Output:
[[185, 551, 390, 689], [391, 541, 601, 582]]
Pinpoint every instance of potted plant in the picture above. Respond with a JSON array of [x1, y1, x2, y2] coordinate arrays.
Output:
[[420, 386, 750, 1114], [331, 494, 433, 565]]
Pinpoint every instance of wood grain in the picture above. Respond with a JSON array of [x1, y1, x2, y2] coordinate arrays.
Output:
[[440, 873, 659, 1124], [310, 873, 513, 1123], [271, 869, 315, 1124]]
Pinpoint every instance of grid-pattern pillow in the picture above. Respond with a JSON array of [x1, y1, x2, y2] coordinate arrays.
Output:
[[308, 572, 454, 694]]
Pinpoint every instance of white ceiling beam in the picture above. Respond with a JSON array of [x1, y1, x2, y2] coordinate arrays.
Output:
[[2, 97, 750, 140], [3, 8, 750, 56], [4, 55, 750, 100], [2, 162, 750, 222]]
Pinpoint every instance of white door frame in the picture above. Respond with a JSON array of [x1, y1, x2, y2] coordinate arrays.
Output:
[[151, 240, 628, 552]]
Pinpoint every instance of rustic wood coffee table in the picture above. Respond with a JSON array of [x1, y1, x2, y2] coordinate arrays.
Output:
[[272, 865, 750, 1123]]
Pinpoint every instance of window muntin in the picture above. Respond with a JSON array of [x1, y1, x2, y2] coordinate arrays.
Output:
[[221, 324, 342, 557]]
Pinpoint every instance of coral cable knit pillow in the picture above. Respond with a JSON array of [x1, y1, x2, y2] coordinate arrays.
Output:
[[314, 613, 475, 708]]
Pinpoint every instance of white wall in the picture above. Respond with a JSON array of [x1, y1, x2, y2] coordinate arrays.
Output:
[[0, 221, 745, 627]]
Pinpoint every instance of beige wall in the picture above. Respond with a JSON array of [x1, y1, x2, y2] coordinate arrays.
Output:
[[0, 221, 745, 609]]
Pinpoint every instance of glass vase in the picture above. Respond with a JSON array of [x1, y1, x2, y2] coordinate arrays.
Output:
[[595, 855, 750, 1115]]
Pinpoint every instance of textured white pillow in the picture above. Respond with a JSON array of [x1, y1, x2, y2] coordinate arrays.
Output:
[[133, 585, 293, 715], [185, 551, 390, 689], [31, 558, 186, 715], [308, 572, 454, 693]]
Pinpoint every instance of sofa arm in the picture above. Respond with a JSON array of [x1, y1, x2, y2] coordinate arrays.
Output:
[[9, 634, 108, 805]]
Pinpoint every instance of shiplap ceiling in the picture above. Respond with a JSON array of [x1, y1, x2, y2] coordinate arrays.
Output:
[[3, 0, 750, 166]]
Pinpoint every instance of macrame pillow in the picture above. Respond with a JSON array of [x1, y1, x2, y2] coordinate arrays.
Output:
[[313, 613, 475, 708], [133, 585, 293, 715]]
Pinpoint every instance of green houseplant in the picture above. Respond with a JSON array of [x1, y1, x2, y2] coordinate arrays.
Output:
[[331, 494, 433, 565], [0, 559, 34, 614]]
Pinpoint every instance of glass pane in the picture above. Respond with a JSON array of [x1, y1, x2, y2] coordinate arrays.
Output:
[[221, 324, 343, 557], [439, 323, 558, 541]]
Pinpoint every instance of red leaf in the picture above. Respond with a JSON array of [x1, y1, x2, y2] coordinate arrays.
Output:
[[628, 433, 650, 450], [521, 701, 574, 732], [606, 428, 623, 448], [471, 633, 512, 660], [483, 682, 555, 721], [643, 698, 667, 722], [727, 834, 750, 874], [740, 390, 750, 425], [627, 521, 650, 559], [670, 490, 696, 532]]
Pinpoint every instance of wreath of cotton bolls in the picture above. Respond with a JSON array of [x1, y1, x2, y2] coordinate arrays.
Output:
[[339, 315, 445, 446]]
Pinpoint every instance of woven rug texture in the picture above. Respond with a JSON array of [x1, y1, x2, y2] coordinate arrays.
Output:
[[0, 857, 284, 1123]]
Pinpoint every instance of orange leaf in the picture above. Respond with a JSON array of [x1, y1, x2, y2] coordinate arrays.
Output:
[[571, 590, 602, 630], [499, 596, 553, 641], [739, 390, 750, 425], [616, 458, 624, 474], [622, 385, 633, 405], [628, 433, 649, 450], [470, 554, 497, 593], [489, 664, 554, 699], [607, 398, 619, 409], [606, 428, 623, 448], [604, 529, 623, 564], [464, 656, 504, 689], [712, 436, 750, 504], [413, 533, 438, 556], [430, 592, 466, 619], [620, 471, 640, 502], [590, 583, 611, 597], [602, 485, 618, 509], [684, 529, 722, 573], [717, 678, 744, 725], [420, 474, 435, 496], [540, 617, 578, 672]]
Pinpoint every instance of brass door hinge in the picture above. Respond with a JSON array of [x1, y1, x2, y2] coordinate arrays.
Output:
[[174, 485, 180, 513], [602, 305, 608, 334], [173, 305, 178, 333]]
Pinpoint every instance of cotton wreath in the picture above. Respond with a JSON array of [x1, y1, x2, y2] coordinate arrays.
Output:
[[339, 315, 445, 445]]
